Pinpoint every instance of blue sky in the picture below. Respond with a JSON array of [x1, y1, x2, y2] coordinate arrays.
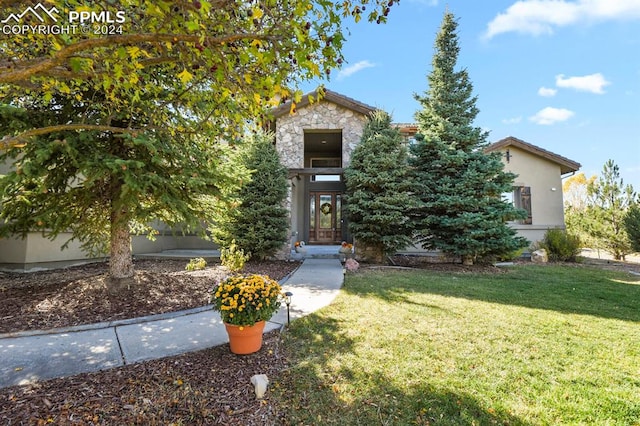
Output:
[[301, 0, 640, 190]]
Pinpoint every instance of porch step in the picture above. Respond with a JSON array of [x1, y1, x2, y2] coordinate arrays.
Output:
[[291, 245, 344, 260]]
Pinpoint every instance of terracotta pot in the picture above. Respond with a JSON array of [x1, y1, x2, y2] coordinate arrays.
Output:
[[224, 320, 266, 354]]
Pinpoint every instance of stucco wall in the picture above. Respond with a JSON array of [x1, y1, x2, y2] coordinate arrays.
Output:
[[497, 146, 566, 243]]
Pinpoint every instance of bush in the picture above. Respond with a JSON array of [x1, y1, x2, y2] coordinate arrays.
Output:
[[220, 239, 250, 273], [496, 248, 526, 262], [185, 257, 207, 271], [539, 229, 581, 262]]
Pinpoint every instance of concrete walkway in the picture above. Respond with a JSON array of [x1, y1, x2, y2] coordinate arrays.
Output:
[[0, 258, 344, 389]]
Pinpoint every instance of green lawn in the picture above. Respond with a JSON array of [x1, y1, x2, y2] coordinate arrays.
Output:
[[274, 265, 640, 425]]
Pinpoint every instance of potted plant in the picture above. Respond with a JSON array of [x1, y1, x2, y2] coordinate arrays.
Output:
[[211, 274, 283, 354]]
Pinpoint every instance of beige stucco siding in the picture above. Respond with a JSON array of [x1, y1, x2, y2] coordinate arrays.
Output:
[[0, 236, 28, 263], [496, 146, 566, 242]]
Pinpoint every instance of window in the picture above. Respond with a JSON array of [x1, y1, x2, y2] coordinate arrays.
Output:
[[311, 158, 341, 182], [504, 187, 532, 224], [514, 186, 532, 224]]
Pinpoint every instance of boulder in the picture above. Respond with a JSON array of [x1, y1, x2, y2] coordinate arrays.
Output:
[[531, 249, 548, 264], [345, 258, 360, 272]]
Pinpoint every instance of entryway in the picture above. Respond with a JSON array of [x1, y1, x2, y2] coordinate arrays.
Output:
[[308, 191, 342, 244]]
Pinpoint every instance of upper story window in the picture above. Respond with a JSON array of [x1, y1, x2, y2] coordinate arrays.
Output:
[[310, 158, 341, 182]]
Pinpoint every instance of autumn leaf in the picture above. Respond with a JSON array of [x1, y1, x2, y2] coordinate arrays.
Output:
[[177, 69, 193, 84]]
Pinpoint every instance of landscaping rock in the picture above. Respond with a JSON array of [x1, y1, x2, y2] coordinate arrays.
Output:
[[250, 374, 269, 399], [532, 249, 548, 264], [345, 258, 360, 272]]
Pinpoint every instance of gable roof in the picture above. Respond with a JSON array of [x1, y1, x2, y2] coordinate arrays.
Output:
[[270, 89, 377, 118], [486, 136, 581, 175]]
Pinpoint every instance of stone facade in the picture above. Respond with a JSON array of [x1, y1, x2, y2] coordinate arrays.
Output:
[[275, 101, 369, 169], [271, 98, 371, 259]]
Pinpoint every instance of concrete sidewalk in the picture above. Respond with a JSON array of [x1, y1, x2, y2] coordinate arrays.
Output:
[[0, 258, 344, 389]]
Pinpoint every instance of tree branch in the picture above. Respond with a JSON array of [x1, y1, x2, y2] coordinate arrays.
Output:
[[0, 33, 278, 84], [1, 124, 141, 150]]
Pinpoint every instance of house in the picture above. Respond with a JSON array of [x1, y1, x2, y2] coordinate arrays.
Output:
[[0, 90, 581, 270], [270, 90, 581, 248], [485, 136, 581, 243]]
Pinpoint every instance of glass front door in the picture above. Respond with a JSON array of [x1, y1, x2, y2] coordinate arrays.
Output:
[[309, 191, 341, 244]]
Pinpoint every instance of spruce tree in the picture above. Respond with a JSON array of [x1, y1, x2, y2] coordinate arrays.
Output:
[[345, 111, 414, 263], [410, 12, 528, 265], [213, 131, 289, 260]]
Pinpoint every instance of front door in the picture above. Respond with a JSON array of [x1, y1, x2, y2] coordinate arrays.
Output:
[[309, 191, 342, 244]]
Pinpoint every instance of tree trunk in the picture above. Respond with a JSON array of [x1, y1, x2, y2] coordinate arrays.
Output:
[[109, 215, 134, 280]]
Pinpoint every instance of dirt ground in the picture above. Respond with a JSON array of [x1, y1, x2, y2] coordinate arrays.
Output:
[[1, 255, 638, 424]]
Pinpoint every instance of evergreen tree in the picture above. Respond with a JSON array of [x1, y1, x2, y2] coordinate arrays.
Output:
[[213, 131, 289, 260], [344, 111, 414, 262], [410, 12, 527, 265], [0, 0, 398, 280], [623, 205, 640, 253], [585, 159, 637, 260], [0, 96, 236, 284]]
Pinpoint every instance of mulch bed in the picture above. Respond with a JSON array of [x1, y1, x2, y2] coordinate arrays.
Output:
[[0, 330, 289, 425], [0, 259, 299, 425], [0, 259, 300, 334]]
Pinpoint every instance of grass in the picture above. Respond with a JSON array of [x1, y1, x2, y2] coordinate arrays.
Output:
[[273, 264, 640, 425]]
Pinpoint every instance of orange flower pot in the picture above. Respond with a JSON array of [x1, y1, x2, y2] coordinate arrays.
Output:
[[224, 320, 266, 355]]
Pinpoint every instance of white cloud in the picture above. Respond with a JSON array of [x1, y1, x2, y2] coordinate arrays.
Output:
[[529, 107, 575, 125], [484, 0, 640, 39], [502, 116, 522, 124], [555, 73, 611, 94], [337, 60, 375, 80], [538, 87, 557, 97]]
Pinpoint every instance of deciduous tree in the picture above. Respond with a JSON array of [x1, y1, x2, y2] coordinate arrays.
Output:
[[563, 172, 598, 248]]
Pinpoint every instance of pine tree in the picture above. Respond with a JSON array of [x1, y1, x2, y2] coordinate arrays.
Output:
[[213, 131, 289, 260], [585, 159, 637, 260], [624, 205, 640, 253], [410, 12, 528, 265], [344, 111, 414, 263]]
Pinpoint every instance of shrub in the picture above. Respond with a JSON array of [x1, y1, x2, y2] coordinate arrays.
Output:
[[496, 248, 526, 262], [539, 229, 581, 262], [220, 239, 250, 273], [185, 257, 207, 271]]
